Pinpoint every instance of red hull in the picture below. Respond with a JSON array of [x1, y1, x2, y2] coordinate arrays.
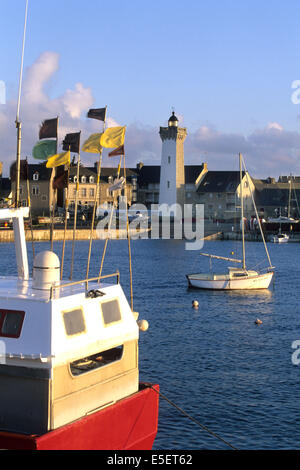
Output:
[[0, 383, 159, 450]]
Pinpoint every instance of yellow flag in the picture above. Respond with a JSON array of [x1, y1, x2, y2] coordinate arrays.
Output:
[[82, 133, 103, 153], [100, 126, 126, 148], [46, 150, 70, 168]]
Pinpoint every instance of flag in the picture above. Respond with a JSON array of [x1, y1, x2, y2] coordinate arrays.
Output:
[[81, 133, 103, 153], [39, 118, 58, 140], [100, 126, 126, 148], [32, 139, 57, 160], [87, 108, 106, 122], [62, 132, 81, 153], [53, 170, 68, 190], [46, 151, 70, 168], [108, 145, 124, 157]]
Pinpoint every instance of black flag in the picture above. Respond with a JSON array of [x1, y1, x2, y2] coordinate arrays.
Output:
[[62, 132, 81, 153], [87, 108, 106, 122], [39, 118, 58, 140]]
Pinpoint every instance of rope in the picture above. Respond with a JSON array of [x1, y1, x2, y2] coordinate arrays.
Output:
[[148, 384, 238, 450]]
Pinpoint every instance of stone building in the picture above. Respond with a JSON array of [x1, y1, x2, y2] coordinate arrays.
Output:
[[253, 176, 300, 219], [10, 161, 55, 217], [196, 169, 255, 221]]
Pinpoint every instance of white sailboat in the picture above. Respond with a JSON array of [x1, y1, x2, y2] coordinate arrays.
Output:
[[186, 153, 275, 290]]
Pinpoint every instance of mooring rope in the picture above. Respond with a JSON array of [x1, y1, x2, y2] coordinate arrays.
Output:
[[148, 384, 238, 450]]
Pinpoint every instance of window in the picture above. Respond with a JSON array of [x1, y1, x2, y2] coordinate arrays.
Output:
[[167, 181, 170, 189], [0, 310, 25, 338], [70, 346, 124, 376], [81, 188, 87, 197], [89, 176, 94, 184], [89, 188, 95, 197], [63, 308, 86, 336], [32, 186, 39, 196], [33, 172, 39, 181], [168, 156, 171, 164], [41, 195, 47, 201], [81, 176, 86, 183], [101, 300, 121, 325]]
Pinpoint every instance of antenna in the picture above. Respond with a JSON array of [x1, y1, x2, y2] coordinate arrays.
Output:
[[15, 0, 29, 207]]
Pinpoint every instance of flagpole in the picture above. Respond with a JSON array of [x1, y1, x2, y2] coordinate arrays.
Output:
[[50, 116, 59, 250], [98, 155, 123, 282], [60, 166, 69, 280], [25, 158, 35, 258], [15, 0, 29, 207], [123, 153, 133, 311], [86, 107, 107, 281], [69, 135, 81, 280]]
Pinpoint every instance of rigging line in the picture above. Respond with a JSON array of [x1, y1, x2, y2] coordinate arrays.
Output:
[[123, 153, 133, 311], [98, 155, 123, 282], [242, 156, 273, 268], [86, 107, 107, 281], [147, 384, 238, 450]]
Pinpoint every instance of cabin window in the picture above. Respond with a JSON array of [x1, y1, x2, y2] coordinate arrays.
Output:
[[101, 300, 121, 325], [0, 309, 25, 338], [70, 345, 124, 376], [63, 308, 86, 336]]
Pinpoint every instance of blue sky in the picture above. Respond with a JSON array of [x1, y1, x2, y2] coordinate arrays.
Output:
[[1, 0, 300, 177]]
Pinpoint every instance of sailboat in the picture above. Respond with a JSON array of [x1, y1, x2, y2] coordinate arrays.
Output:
[[186, 153, 275, 290]]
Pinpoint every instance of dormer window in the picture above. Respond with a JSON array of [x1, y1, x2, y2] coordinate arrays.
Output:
[[108, 176, 113, 184], [33, 172, 39, 181], [74, 176, 78, 183], [89, 176, 94, 183], [81, 176, 86, 183]]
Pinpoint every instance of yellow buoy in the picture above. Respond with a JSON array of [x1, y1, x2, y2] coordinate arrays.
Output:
[[192, 300, 199, 309]]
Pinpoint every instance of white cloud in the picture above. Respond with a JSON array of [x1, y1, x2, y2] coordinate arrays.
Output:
[[1, 51, 300, 180]]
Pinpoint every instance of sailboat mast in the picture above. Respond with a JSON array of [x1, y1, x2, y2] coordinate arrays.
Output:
[[288, 177, 292, 219], [239, 153, 246, 270], [15, 0, 29, 207]]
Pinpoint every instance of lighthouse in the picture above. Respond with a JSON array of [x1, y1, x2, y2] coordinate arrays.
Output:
[[159, 112, 187, 216]]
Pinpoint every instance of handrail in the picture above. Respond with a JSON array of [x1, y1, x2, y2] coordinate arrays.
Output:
[[50, 271, 120, 299]]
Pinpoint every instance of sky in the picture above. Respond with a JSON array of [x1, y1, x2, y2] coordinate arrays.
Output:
[[1, 0, 300, 178]]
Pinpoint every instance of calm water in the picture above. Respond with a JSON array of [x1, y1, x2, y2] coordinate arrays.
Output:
[[2, 237, 300, 450]]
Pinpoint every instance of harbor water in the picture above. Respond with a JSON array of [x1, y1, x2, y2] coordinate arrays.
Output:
[[1, 237, 300, 450]]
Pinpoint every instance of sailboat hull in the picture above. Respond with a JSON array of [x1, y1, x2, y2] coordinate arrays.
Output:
[[186, 271, 274, 290]]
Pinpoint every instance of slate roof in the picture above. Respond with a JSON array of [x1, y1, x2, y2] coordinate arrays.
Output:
[[197, 171, 244, 193], [133, 164, 204, 187]]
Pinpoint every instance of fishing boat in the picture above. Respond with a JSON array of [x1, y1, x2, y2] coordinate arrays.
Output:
[[186, 153, 275, 290], [0, 1, 159, 450], [269, 232, 289, 243]]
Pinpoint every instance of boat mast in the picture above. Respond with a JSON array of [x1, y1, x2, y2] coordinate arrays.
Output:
[[288, 177, 292, 219], [15, 0, 29, 207], [239, 153, 246, 270]]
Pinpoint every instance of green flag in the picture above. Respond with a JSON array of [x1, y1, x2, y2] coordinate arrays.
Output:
[[32, 140, 57, 160]]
